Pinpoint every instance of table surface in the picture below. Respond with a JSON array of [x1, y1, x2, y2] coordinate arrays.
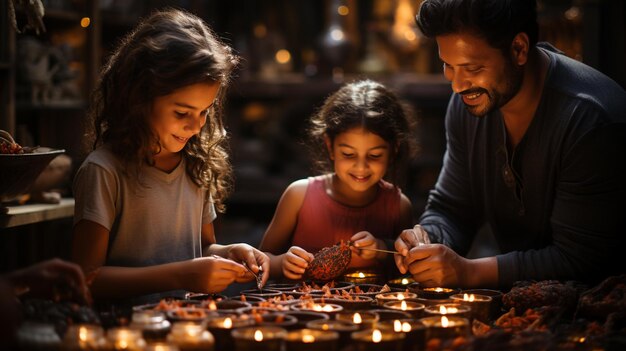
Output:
[[0, 198, 75, 228]]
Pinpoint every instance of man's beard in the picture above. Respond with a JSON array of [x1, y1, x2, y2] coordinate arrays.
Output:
[[462, 62, 524, 117]]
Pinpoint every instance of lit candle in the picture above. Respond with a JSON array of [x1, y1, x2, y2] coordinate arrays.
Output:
[[343, 271, 379, 284], [386, 277, 416, 290], [306, 320, 358, 350], [292, 301, 343, 316], [144, 342, 180, 351], [450, 293, 493, 322], [206, 315, 254, 351], [166, 322, 215, 351], [381, 300, 425, 317], [424, 303, 472, 319], [285, 329, 339, 351], [62, 324, 106, 350], [418, 287, 460, 300], [419, 316, 470, 341], [106, 327, 147, 351], [351, 328, 405, 351], [460, 289, 503, 321], [378, 319, 426, 351], [231, 326, 287, 351], [335, 311, 379, 329], [375, 291, 417, 305], [130, 310, 171, 341]]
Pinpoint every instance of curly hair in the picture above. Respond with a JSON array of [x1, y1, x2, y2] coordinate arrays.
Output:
[[85, 8, 238, 212], [308, 80, 417, 187], [416, 0, 539, 56]]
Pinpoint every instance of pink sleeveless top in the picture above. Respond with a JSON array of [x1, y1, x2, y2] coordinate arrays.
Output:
[[291, 175, 402, 270]]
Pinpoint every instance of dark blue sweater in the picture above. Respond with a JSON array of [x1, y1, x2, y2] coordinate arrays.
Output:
[[420, 43, 626, 287]]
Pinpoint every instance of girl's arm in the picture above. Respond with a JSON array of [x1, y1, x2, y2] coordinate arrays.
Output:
[[259, 179, 311, 279], [72, 220, 247, 299]]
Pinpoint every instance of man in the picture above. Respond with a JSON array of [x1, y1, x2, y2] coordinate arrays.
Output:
[[395, 0, 626, 288]]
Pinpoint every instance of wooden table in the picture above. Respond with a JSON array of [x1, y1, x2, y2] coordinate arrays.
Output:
[[0, 198, 75, 228]]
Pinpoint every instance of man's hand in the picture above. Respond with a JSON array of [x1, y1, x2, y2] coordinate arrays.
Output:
[[394, 224, 431, 274], [402, 243, 470, 287]]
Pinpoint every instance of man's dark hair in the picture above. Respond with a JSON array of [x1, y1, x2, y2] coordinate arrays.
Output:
[[416, 0, 538, 55]]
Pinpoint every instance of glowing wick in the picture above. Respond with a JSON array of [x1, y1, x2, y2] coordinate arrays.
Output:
[[358, 272, 365, 278], [441, 316, 449, 327], [254, 330, 263, 341], [223, 317, 232, 328], [463, 293, 475, 302], [400, 300, 408, 311], [302, 334, 315, 343], [353, 313, 362, 324]]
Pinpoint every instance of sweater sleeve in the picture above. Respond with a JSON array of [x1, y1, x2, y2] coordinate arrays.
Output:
[[419, 96, 482, 255], [497, 123, 626, 285]]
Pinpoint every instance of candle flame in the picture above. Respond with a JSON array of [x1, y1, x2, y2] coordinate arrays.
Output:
[[441, 316, 449, 327], [208, 301, 217, 310], [117, 340, 128, 349], [322, 305, 334, 312], [302, 334, 315, 343], [401, 300, 408, 311], [439, 305, 447, 314], [223, 317, 233, 328], [435, 287, 443, 292], [394, 320, 402, 332], [448, 306, 458, 313], [464, 293, 475, 302], [254, 330, 264, 341], [358, 272, 365, 278], [353, 313, 362, 324], [79, 326, 87, 341], [402, 322, 411, 332], [398, 293, 405, 300], [321, 323, 329, 331], [372, 329, 382, 343], [401, 278, 409, 285]]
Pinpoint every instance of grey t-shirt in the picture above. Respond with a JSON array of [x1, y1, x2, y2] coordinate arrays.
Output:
[[73, 147, 217, 303]]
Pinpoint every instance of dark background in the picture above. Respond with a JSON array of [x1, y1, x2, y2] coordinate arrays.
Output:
[[1, 0, 624, 273]]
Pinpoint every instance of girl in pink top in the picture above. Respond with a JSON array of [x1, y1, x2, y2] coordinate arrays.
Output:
[[260, 80, 416, 280]]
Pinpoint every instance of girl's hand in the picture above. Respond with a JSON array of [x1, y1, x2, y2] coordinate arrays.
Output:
[[225, 244, 271, 287], [184, 256, 247, 293], [350, 231, 381, 260], [282, 246, 314, 280]]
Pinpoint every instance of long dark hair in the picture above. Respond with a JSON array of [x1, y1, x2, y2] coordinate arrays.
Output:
[[86, 8, 238, 212], [308, 80, 417, 187], [416, 0, 539, 56]]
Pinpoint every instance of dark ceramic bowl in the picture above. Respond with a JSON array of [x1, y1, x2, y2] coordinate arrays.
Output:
[[0, 148, 65, 202]]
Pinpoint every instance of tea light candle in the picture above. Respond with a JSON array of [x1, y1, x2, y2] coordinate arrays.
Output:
[[387, 277, 416, 290], [450, 293, 492, 322], [424, 303, 471, 319], [343, 271, 379, 285], [351, 328, 405, 351], [166, 322, 215, 351], [292, 301, 343, 315], [378, 319, 426, 351], [461, 289, 503, 320], [285, 328, 339, 351], [375, 291, 417, 305], [106, 327, 147, 351], [306, 320, 358, 350], [130, 310, 171, 341], [206, 315, 254, 351], [420, 316, 469, 340], [144, 343, 180, 351], [335, 311, 379, 329], [382, 300, 425, 317], [418, 287, 460, 300], [62, 324, 106, 350], [231, 326, 287, 351]]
